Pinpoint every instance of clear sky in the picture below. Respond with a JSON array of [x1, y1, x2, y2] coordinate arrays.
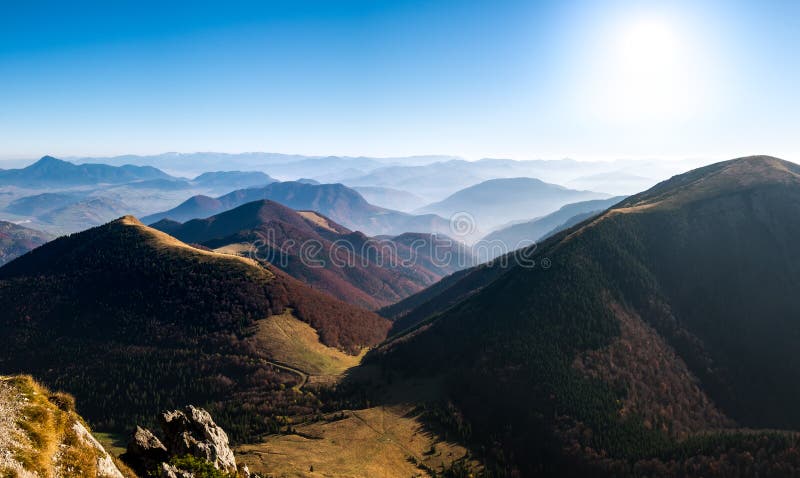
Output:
[[1, 0, 798, 161]]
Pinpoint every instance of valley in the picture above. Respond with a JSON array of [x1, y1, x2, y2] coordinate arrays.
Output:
[[3, 155, 800, 477]]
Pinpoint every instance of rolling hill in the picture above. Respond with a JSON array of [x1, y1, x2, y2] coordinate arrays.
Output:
[[0, 220, 51, 265], [0, 215, 389, 443], [415, 177, 611, 231], [151, 199, 475, 309], [142, 181, 453, 238], [370, 156, 800, 476]]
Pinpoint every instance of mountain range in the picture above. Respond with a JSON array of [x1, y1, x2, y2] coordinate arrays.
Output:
[[70, 152, 458, 178], [61, 153, 708, 198], [371, 156, 800, 476], [335, 157, 699, 201], [0, 157, 288, 233], [0, 156, 171, 187], [151, 199, 475, 309], [142, 181, 454, 238]]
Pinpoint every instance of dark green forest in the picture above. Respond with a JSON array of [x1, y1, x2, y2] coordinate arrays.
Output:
[[371, 157, 800, 476]]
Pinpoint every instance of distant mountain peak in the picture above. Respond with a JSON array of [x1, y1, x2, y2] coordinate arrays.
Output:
[[29, 155, 70, 168]]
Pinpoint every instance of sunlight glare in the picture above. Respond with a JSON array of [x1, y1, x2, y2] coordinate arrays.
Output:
[[586, 14, 700, 122]]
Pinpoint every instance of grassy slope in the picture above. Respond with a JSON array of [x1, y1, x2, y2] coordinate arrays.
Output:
[[253, 309, 365, 378], [237, 404, 474, 478], [0, 375, 133, 478]]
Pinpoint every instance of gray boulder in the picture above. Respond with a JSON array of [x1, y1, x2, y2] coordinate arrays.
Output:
[[123, 425, 169, 474], [158, 405, 238, 473]]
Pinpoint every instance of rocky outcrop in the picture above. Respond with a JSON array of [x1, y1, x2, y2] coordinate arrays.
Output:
[[122, 426, 169, 473], [124, 405, 246, 477], [159, 406, 237, 473]]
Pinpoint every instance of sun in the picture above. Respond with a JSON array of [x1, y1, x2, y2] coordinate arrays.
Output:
[[595, 15, 694, 121], [619, 19, 680, 79]]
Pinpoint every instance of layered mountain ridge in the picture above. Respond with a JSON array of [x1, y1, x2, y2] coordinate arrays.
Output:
[[142, 181, 454, 238], [151, 199, 475, 309]]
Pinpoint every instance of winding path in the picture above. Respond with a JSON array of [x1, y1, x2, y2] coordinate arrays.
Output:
[[259, 358, 309, 391]]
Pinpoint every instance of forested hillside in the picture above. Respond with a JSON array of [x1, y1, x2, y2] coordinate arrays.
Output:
[[370, 156, 800, 476], [0, 216, 389, 442]]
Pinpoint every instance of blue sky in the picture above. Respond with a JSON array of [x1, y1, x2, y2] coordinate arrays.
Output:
[[1, 0, 798, 161]]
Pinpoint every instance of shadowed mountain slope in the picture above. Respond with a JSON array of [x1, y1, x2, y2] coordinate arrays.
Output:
[[370, 156, 800, 476], [0, 216, 389, 442]]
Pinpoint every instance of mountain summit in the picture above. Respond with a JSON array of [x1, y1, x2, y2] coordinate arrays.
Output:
[[616, 155, 800, 209]]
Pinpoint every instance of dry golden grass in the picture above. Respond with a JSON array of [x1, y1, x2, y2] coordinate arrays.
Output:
[[0, 375, 123, 478], [236, 403, 472, 478], [296, 211, 339, 233], [213, 242, 256, 257], [3, 375, 71, 476], [251, 310, 365, 380], [118, 216, 268, 271]]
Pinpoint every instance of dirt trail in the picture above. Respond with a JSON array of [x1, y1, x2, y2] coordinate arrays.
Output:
[[259, 359, 309, 391]]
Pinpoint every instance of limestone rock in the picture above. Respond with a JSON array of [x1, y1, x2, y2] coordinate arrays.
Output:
[[70, 422, 126, 478], [123, 425, 169, 474], [158, 405, 238, 473]]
